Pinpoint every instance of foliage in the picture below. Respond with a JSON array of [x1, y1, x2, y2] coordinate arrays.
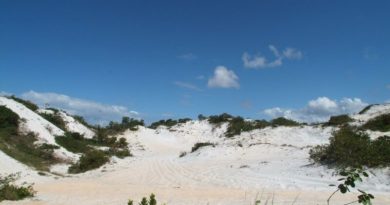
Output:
[[39, 110, 67, 131], [68, 150, 109, 173], [0, 106, 20, 129], [226, 117, 270, 137], [191, 142, 215, 153], [361, 113, 390, 132], [95, 117, 144, 136], [327, 168, 374, 205], [326, 114, 353, 126], [270, 117, 300, 127], [197, 114, 207, 121], [128, 194, 158, 205], [0, 173, 35, 202], [310, 126, 390, 167], [358, 104, 377, 115], [149, 118, 191, 129], [8, 96, 39, 111], [208, 113, 233, 124]]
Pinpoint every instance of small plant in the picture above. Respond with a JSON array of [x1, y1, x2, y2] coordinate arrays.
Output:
[[128, 194, 158, 205], [179, 151, 187, 158], [191, 142, 215, 153], [326, 114, 353, 126], [327, 168, 374, 205], [270, 117, 300, 127], [68, 150, 109, 173], [0, 173, 35, 202]]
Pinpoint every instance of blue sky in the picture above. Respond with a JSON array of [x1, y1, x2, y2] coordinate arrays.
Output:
[[1, 0, 389, 124]]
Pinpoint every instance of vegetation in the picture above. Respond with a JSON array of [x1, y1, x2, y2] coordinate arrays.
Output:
[[39, 109, 67, 131], [310, 126, 390, 167], [358, 104, 377, 115], [270, 117, 300, 127], [207, 113, 233, 124], [191, 142, 215, 153], [327, 168, 374, 205], [326, 114, 353, 126], [149, 118, 191, 129], [361, 113, 390, 132], [226, 117, 270, 138], [0, 173, 35, 202], [128, 193, 158, 205], [0, 106, 60, 171], [68, 150, 109, 173], [96, 117, 144, 136], [8, 96, 39, 111]]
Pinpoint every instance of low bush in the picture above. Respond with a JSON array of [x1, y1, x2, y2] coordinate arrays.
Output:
[[8, 96, 39, 111], [128, 193, 157, 205], [191, 142, 215, 153], [326, 114, 353, 126], [309, 126, 390, 167], [68, 150, 109, 173], [361, 113, 390, 132], [270, 117, 300, 127], [208, 113, 233, 124], [358, 104, 377, 114], [39, 110, 67, 131], [226, 117, 270, 137], [149, 118, 191, 129], [0, 173, 35, 202]]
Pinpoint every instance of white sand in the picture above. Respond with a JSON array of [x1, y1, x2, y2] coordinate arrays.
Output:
[[1, 101, 390, 204]]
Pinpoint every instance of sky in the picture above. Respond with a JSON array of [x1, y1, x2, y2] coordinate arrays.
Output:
[[1, 0, 389, 124]]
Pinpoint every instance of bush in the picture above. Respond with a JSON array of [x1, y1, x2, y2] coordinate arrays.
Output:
[[326, 114, 353, 126], [361, 113, 390, 132], [0, 173, 35, 202], [208, 113, 233, 124], [39, 110, 67, 131], [270, 117, 300, 127], [68, 150, 109, 173], [358, 104, 377, 114], [309, 126, 390, 167], [8, 96, 39, 111], [226, 117, 270, 137], [0, 106, 19, 130], [191, 142, 215, 153], [128, 193, 157, 205], [149, 118, 191, 129]]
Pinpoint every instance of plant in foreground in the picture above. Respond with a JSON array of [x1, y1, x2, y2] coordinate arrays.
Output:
[[0, 173, 35, 202], [128, 193, 158, 205], [327, 168, 374, 205]]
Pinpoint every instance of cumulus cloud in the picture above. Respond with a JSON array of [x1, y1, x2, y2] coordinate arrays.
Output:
[[263, 97, 368, 123], [21, 91, 139, 125], [208, 66, 239, 89], [242, 45, 302, 69], [174, 81, 202, 91]]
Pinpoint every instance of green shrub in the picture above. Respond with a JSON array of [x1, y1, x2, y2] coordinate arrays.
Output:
[[326, 114, 353, 126], [0, 173, 35, 202], [68, 150, 109, 173], [270, 117, 300, 127], [55, 132, 92, 154], [8, 96, 39, 111], [310, 126, 390, 167], [128, 194, 158, 205], [361, 113, 390, 132], [226, 117, 270, 137], [191, 142, 215, 153], [39, 111, 67, 131], [208, 113, 233, 124], [358, 104, 378, 114], [0, 106, 19, 130]]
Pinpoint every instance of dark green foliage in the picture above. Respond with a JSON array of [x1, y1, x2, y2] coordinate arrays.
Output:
[[39, 110, 67, 131], [358, 104, 378, 115], [310, 126, 390, 167], [270, 117, 300, 127], [198, 114, 206, 121], [68, 150, 109, 173], [97, 117, 144, 136], [0, 173, 35, 202], [55, 132, 92, 154], [326, 114, 353, 126], [73, 115, 93, 128], [149, 118, 191, 129], [0, 106, 19, 130], [128, 194, 158, 205], [327, 168, 374, 205], [8, 96, 39, 111], [226, 117, 270, 137], [362, 113, 390, 132], [208, 113, 233, 124], [191, 142, 215, 153]]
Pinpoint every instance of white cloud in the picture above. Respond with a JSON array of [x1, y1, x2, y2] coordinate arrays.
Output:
[[263, 97, 368, 123], [208, 66, 239, 89], [178, 53, 197, 60], [242, 45, 302, 69], [21, 91, 139, 125], [174, 81, 202, 91]]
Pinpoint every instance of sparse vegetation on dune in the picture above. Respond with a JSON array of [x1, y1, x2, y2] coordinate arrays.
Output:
[[38, 108, 67, 131], [361, 113, 390, 132], [326, 114, 353, 126], [0, 173, 35, 202], [0, 106, 61, 171], [270, 117, 300, 127], [226, 117, 270, 138], [7, 96, 39, 111], [191, 142, 215, 153], [310, 126, 390, 168], [68, 150, 109, 173], [149, 118, 191, 129]]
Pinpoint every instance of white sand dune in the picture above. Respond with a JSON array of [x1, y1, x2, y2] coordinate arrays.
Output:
[[1, 100, 390, 204]]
